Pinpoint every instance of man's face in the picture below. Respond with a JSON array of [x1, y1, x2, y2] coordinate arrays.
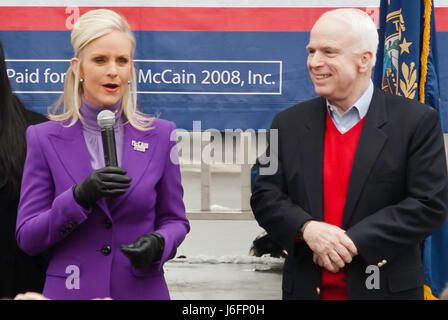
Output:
[[306, 17, 362, 109]]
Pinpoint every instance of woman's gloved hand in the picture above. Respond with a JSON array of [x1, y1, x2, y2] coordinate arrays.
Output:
[[73, 166, 131, 209], [120, 232, 165, 269]]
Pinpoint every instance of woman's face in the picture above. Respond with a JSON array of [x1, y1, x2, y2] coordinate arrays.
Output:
[[74, 31, 133, 108]]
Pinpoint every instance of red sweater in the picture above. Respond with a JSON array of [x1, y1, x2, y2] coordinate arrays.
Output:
[[321, 112, 365, 300]]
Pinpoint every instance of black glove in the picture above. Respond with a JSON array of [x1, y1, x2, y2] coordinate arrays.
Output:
[[73, 166, 131, 209], [120, 232, 165, 269]]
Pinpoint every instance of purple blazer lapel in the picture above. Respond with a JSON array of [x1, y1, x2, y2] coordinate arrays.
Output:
[[47, 120, 112, 218], [111, 123, 159, 208], [48, 121, 93, 184]]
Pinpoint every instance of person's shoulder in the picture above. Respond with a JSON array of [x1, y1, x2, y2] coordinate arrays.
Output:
[[148, 117, 177, 134], [151, 117, 175, 128], [23, 108, 48, 126], [27, 119, 66, 136], [275, 96, 325, 123], [382, 90, 436, 117], [375, 89, 442, 133], [126, 116, 176, 140]]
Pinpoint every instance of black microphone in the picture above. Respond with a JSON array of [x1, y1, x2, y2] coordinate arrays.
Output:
[[97, 110, 118, 167]]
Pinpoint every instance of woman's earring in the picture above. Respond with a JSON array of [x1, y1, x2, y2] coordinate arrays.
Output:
[[128, 79, 132, 85], [80, 78, 84, 83]]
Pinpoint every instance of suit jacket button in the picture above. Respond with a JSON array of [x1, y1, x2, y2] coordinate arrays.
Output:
[[67, 220, 77, 230], [316, 287, 320, 295], [101, 245, 111, 256], [69, 220, 78, 227]]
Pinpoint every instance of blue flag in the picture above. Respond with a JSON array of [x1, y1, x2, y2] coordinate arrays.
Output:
[[374, 0, 448, 299]]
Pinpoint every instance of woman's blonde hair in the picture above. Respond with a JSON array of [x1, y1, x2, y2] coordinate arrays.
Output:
[[48, 9, 154, 131]]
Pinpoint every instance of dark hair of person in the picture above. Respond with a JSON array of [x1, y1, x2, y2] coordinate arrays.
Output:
[[0, 41, 28, 199]]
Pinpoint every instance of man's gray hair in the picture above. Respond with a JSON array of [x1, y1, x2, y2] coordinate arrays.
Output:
[[318, 8, 379, 68]]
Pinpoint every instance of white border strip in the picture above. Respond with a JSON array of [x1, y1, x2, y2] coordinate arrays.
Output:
[[0, 0, 381, 7], [14, 91, 63, 93], [6, 59, 70, 62], [134, 59, 282, 63], [435, 0, 448, 7], [8, 59, 283, 95], [14, 91, 282, 95], [3, 1, 448, 9], [137, 91, 281, 95]]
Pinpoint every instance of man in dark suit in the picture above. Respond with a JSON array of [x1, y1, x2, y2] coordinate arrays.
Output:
[[250, 8, 448, 299]]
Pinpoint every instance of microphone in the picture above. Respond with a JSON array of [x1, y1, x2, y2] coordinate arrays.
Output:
[[97, 110, 118, 167]]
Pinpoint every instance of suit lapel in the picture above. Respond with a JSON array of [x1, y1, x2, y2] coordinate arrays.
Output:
[[48, 121, 113, 218], [108, 122, 159, 209], [48, 121, 93, 185], [341, 88, 388, 229], [300, 98, 326, 221]]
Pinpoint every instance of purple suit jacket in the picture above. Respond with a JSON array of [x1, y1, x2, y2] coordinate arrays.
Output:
[[16, 117, 190, 300]]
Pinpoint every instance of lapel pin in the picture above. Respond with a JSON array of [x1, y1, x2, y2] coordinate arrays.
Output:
[[132, 140, 149, 152]]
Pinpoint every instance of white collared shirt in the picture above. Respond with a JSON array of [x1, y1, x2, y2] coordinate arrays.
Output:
[[326, 80, 374, 134]]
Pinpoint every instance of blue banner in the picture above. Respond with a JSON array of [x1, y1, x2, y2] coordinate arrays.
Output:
[[2, 3, 448, 132]]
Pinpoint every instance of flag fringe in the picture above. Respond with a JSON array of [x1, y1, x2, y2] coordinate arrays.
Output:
[[424, 284, 439, 300], [419, 0, 432, 103]]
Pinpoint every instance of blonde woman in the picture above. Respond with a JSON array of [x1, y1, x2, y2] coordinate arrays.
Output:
[[16, 9, 190, 300]]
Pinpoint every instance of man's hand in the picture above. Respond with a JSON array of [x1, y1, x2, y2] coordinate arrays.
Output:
[[303, 221, 358, 273], [312, 252, 343, 273]]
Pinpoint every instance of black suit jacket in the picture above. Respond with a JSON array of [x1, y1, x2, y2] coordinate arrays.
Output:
[[0, 106, 48, 298], [251, 87, 448, 299]]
